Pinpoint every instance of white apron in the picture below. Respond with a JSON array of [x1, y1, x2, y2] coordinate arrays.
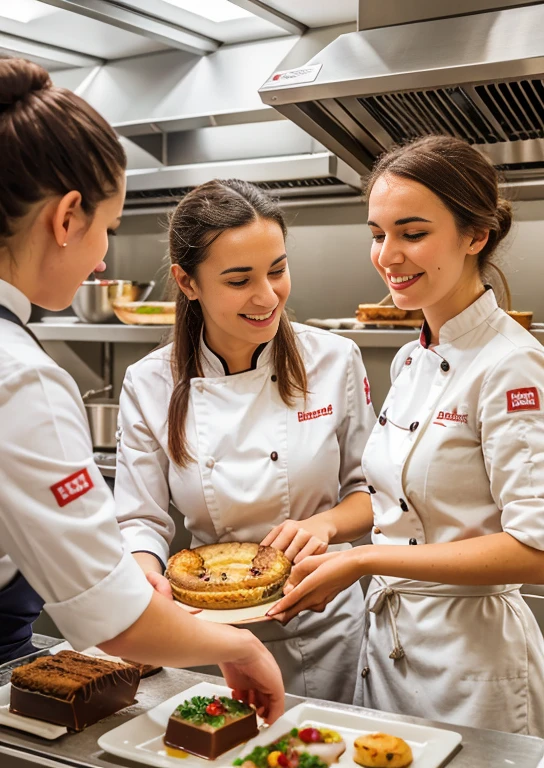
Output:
[[357, 290, 544, 735], [116, 323, 377, 704]]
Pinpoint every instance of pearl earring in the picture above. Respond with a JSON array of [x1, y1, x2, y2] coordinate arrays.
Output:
[[63, 243, 68, 248]]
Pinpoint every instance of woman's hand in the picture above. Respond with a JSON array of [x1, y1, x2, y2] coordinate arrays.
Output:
[[134, 552, 201, 613], [261, 516, 335, 563], [145, 570, 173, 599], [219, 633, 285, 724], [267, 548, 364, 624]]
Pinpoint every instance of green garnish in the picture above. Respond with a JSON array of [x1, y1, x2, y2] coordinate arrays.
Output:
[[298, 754, 328, 768], [135, 306, 165, 314], [174, 695, 251, 729]]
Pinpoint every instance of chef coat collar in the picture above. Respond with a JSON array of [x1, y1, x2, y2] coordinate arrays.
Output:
[[0, 280, 32, 325], [201, 329, 272, 377], [419, 286, 497, 348]]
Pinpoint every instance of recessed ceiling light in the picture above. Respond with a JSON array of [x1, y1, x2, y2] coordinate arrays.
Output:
[[162, 0, 254, 23], [0, 0, 58, 23]]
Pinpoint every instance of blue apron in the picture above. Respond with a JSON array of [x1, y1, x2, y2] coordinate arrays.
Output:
[[0, 306, 46, 663]]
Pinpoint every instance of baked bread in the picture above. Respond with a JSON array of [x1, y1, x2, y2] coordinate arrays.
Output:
[[356, 305, 408, 322], [166, 542, 291, 609], [112, 301, 175, 325], [354, 733, 413, 768]]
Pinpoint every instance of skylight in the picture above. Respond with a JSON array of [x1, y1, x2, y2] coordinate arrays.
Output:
[[0, 0, 58, 23], [161, 0, 254, 23]]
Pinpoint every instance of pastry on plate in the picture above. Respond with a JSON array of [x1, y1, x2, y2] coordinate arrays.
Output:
[[166, 542, 291, 610], [164, 694, 257, 759], [353, 733, 413, 768]]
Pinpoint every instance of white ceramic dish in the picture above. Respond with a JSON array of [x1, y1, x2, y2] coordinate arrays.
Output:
[[179, 599, 280, 625], [0, 683, 67, 740], [98, 681, 463, 768]]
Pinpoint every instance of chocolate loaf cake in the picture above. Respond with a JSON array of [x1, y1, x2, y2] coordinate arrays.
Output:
[[10, 651, 140, 731], [164, 695, 258, 759]]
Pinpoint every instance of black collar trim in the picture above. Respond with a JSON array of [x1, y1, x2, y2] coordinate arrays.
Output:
[[203, 333, 267, 376]]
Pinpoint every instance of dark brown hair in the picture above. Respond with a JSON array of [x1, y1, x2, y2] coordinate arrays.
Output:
[[366, 136, 512, 270], [0, 57, 126, 244], [167, 179, 308, 467]]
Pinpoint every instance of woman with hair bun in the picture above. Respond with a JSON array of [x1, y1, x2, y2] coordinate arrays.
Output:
[[0, 57, 284, 723], [268, 136, 544, 734]]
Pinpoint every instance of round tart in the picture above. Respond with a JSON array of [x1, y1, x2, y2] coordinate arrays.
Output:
[[166, 542, 291, 610], [353, 733, 413, 768]]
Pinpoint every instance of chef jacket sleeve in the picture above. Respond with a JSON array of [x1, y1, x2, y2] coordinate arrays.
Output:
[[0, 362, 153, 650], [337, 342, 377, 501], [479, 345, 544, 550], [115, 367, 174, 568]]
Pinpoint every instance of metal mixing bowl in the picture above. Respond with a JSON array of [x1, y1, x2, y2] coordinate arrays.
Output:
[[71, 280, 155, 323]]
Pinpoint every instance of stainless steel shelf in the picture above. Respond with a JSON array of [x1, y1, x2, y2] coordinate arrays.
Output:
[[28, 323, 544, 348], [333, 327, 544, 348], [29, 322, 169, 343]]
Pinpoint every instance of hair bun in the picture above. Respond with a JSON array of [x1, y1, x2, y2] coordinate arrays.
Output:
[[0, 57, 51, 110], [496, 197, 513, 241]]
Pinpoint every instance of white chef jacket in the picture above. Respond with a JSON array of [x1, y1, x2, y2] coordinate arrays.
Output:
[[356, 288, 544, 735], [115, 323, 376, 703], [0, 280, 153, 650]]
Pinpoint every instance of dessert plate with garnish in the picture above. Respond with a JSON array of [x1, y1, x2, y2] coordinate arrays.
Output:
[[98, 682, 464, 768]]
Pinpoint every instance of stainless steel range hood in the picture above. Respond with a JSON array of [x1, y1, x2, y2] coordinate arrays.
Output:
[[258, 3, 544, 191], [124, 152, 362, 212]]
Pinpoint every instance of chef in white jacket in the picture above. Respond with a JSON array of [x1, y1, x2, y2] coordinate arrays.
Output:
[[268, 136, 544, 735], [115, 179, 376, 704], [0, 59, 285, 722]]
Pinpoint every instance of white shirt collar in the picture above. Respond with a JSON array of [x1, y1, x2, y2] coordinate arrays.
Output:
[[420, 288, 498, 348], [0, 279, 32, 324]]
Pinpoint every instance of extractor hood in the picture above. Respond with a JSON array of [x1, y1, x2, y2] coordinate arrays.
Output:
[[258, 3, 544, 192], [124, 152, 362, 211]]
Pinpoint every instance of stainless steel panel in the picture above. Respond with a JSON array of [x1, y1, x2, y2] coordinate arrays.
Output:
[[1, 662, 543, 767], [358, 0, 542, 30], [124, 153, 363, 193], [78, 38, 298, 132]]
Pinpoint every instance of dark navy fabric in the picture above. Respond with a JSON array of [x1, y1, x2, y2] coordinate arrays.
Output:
[[0, 305, 46, 663]]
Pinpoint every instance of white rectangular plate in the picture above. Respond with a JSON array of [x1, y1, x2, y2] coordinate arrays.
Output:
[[98, 682, 462, 768]]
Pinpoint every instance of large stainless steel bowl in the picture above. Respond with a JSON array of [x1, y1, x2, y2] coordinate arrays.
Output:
[[86, 400, 119, 451], [71, 280, 155, 323]]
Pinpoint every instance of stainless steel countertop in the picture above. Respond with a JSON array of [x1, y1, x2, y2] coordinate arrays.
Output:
[[1, 664, 543, 768]]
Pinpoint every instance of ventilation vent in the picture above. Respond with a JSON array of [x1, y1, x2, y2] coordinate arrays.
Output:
[[358, 79, 544, 146], [125, 176, 354, 206]]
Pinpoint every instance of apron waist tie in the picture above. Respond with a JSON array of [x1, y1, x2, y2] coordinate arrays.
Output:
[[367, 576, 521, 663]]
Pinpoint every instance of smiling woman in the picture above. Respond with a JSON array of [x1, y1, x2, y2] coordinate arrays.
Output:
[[114, 178, 378, 704]]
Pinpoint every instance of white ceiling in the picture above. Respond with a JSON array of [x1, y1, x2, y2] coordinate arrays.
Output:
[[0, 8, 168, 62], [260, 0, 357, 27], [0, 0, 358, 68]]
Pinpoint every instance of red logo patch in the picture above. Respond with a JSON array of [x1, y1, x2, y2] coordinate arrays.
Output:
[[50, 468, 94, 507], [364, 377, 372, 406], [507, 387, 540, 413], [298, 404, 333, 422], [433, 408, 468, 426]]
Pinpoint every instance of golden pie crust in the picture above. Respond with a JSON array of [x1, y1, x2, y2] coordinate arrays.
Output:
[[166, 542, 291, 610], [353, 733, 413, 768]]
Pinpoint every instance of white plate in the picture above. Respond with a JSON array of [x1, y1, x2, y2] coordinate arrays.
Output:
[[98, 681, 462, 768], [184, 600, 280, 625], [0, 683, 67, 740]]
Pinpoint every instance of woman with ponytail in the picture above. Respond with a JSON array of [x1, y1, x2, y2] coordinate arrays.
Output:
[[115, 179, 377, 704], [0, 58, 284, 722]]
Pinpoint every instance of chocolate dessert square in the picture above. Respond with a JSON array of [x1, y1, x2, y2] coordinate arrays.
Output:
[[164, 695, 258, 759], [10, 650, 140, 731]]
